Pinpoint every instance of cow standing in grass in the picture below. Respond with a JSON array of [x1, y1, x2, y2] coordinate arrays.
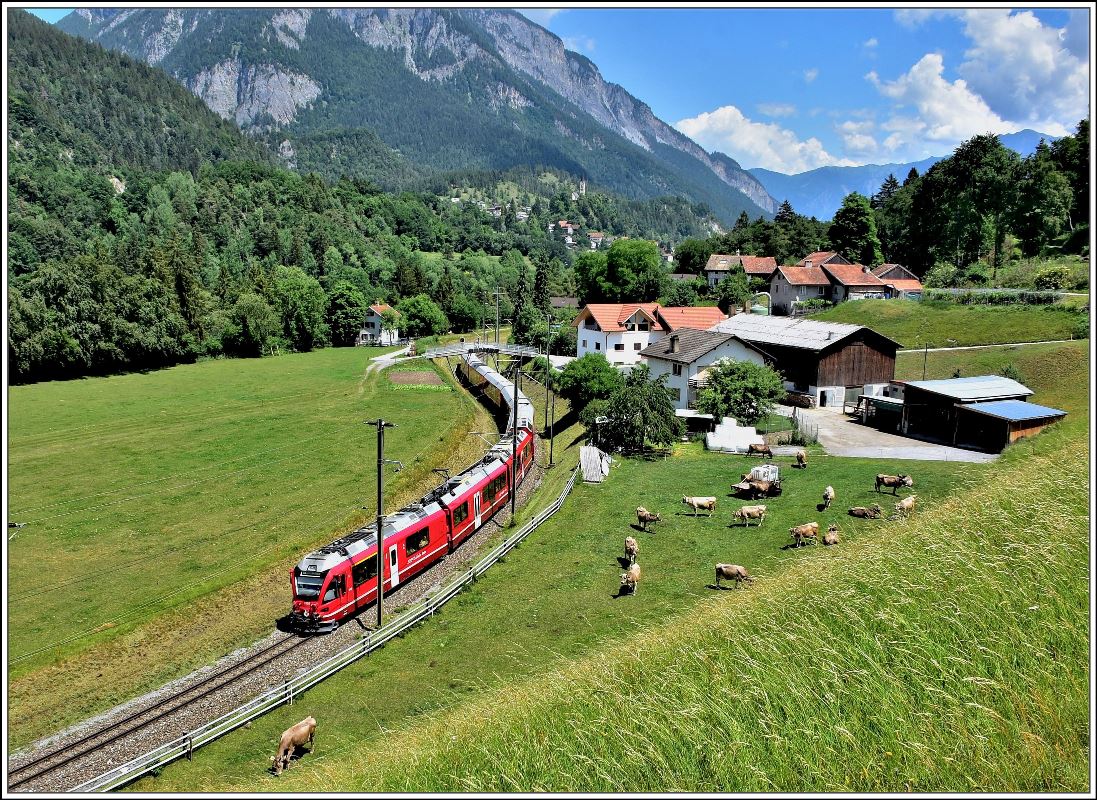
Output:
[[682, 496, 717, 516], [821, 485, 835, 510], [636, 506, 661, 531], [624, 536, 639, 565], [733, 504, 767, 527], [789, 521, 819, 547], [747, 443, 773, 458], [875, 474, 913, 494], [715, 563, 754, 588], [796, 450, 808, 469], [271, 716, 317, 776], [620, 562, 641, 595]]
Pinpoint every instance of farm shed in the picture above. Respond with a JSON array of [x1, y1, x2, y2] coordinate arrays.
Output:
[[709, 315, 900, 408], [899, 376, 1066, 452]]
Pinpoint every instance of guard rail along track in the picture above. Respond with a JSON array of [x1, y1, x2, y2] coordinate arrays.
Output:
[[9, 636, 309, 791], [71, 469, 580, 791]]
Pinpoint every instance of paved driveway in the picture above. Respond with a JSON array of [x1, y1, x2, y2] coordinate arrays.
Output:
[[774, 406, 999, 463]]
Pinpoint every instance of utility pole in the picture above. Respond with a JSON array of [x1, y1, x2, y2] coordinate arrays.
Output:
[[365, 418, 396, 630], [490, 290, 505, 345], [510, 359, 520, 518], [549, 385, 555, 467], [922, 343, 928, 380]]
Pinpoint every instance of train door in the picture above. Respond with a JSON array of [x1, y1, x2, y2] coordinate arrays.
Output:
[[474, 491, 482, 527], [388, 544, 400, 588]]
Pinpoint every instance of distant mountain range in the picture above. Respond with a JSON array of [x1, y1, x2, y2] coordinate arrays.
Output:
[[748, 129, 1059, 220], [57, 7, 775, 224]]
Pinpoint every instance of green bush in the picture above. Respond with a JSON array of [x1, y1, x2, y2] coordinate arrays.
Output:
[[1033, 265, 1073, 291], [1071, 316, 1089, 339]]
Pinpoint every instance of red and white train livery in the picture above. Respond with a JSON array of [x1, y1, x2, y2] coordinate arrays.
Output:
[[289, 353, 536, 633]]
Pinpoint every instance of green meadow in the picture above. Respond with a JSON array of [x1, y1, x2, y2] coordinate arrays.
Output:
[[128, 340, 1087, 792]]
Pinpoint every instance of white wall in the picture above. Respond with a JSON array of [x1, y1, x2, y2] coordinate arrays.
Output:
[[358, 310, 399, 345], [646, 340, 766, 409], [577, 322, 666, 367]]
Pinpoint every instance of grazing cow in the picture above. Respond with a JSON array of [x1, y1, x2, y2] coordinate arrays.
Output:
[[271, 716, 317, 776], [747, 443, 773, 458], [682, 496, 717, 516], [895, 494, 917, 515], [624, 536, 639, 565], [620, 562, 641, 595], [875, 474, 914, 494], [789, 521, 819, 547], [823, 524, 839, 545], [733, 504, 768, 527], [821, 485, 835, 510], [715, 563, 754, 588], [635, 506, 662, 531], [848, 504, 883, 519], [796, 450, 808, 469]]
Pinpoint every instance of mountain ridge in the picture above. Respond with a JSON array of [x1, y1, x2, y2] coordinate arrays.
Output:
[[57, 7, 776, 223]]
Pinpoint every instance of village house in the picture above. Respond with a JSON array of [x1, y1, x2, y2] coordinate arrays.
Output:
[[797, 251, 852, 268], [638, 328, 769, 409], [820, 262, 891, 303], [709, 315, 900, 408], [588, 231, 605, 249], [768, 265, 831, 314], [572, 303, 727, 367], [872, 263, 924, 298], [703, 252, 779, 288], [357, 303, 401, 346]]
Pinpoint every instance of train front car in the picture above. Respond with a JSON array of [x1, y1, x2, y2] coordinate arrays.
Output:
[[289, 546, 354, 634]]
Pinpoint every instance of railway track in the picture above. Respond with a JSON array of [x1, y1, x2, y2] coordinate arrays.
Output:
[[8, 634, 311, 792]]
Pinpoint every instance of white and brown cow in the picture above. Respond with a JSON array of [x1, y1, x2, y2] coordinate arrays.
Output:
[[620, 562, 641, 595], [715, 563, 754, 588], [271, 716, 316, 776], [875, 473, 914, 494], [624, 536, 639, 565], [636, 506, 662, 531], [789, 521, 819, 547], [682, 496, 717, 516], [732, 504, 768, 527]]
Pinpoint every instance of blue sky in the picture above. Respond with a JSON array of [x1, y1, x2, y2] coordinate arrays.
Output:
[[27, 5, 1092, 174], [521, 6, 1090, 172]]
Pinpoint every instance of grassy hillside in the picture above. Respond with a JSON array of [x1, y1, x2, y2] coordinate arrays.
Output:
[[129, 340, 1087, 792], [6, 347, 491, 748], [813, 299, 1085, 348]]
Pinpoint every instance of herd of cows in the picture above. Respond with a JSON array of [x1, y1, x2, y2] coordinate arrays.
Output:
[[616, 452, 919, 598]]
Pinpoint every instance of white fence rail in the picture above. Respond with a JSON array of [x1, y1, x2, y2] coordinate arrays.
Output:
[[72, 465, 580, 792]]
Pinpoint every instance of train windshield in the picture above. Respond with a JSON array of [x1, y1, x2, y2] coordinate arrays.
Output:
[[294, 567, 328, 600]]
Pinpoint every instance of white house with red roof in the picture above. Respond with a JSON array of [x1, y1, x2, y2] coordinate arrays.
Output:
[[357, 303, 401, 346], [820, 263, 891, 302], [571, 303, 728, 367]]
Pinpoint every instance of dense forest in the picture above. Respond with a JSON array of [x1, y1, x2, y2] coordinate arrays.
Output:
[[671, 122, 1090, 287]]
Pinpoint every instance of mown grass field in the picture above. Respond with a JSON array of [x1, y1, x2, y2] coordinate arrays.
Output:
[[813, 299, 1084, 348], [127, 339, 1088, 792], [6, 348, 494, 749]]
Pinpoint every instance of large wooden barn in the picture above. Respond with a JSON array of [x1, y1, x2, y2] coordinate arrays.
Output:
[[709, 315, 900, 407], [898, 375, 1067, 452]]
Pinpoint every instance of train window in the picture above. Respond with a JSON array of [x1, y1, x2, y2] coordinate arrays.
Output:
[[352, 558, 377, 586], [322, 574, 346, 603], [294, 567, 327, 600], [406, 529, 430, 556], [453, 501, 469, 525]]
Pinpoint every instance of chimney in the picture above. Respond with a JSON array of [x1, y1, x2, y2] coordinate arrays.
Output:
[[863, 265, 872, 274], [669, 334, 680, 354], [736, 249, 741, 256], [805, 259, 812, 269]]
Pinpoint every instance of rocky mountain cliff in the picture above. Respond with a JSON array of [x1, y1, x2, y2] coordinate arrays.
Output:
[[58, 7, 775, 221]]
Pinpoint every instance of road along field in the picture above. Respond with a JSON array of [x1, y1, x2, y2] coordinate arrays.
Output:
[[6, 347, 494, 750], [814, 298, 1085, 348], [125, 340, 1087, 792]]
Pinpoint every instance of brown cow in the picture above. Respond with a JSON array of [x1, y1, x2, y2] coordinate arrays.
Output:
[[733, 504, 767, 527], [620, 562, 641, 595], [796, 450, 808, 469], [875, 474, 914, 494], [848, 504, 883, 519], [271, 716, 316, 775], [789, 521, 819, 547], [682, 496, 717, 516], [624, 536, 639, 565], [823, 524, 839, 545], [715, 563, 754, 588], [635, 506, 661, 531], [747, 443, 773, 458]]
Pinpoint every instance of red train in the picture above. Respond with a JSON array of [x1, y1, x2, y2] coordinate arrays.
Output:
[[289, 353, 536, 633]]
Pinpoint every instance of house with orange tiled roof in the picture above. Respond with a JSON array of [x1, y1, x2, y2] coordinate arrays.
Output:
[[704, 252, 779, 287], [571, 302, 728, 367], [357, 303, 401, 346], [820, 263, 891, 303], [769, 265, 832, 314], [797, 251, 852, 268], [872, 263, 923, 298]]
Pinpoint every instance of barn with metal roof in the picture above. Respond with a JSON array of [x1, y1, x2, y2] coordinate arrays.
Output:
[[709, 315, 901, 408], [899, 375, 1066, 451]]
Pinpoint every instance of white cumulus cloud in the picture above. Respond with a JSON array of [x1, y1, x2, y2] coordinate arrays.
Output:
[[675, 105, 857, 173], [955, 9, 1087, 132], [867, 53, 1020, 157], [838, 120, 878, 155], [864, 37, 878, 48], [803, 67, 819, 83], [518, 9, 565, 27], [563, 35, 596, 53]]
